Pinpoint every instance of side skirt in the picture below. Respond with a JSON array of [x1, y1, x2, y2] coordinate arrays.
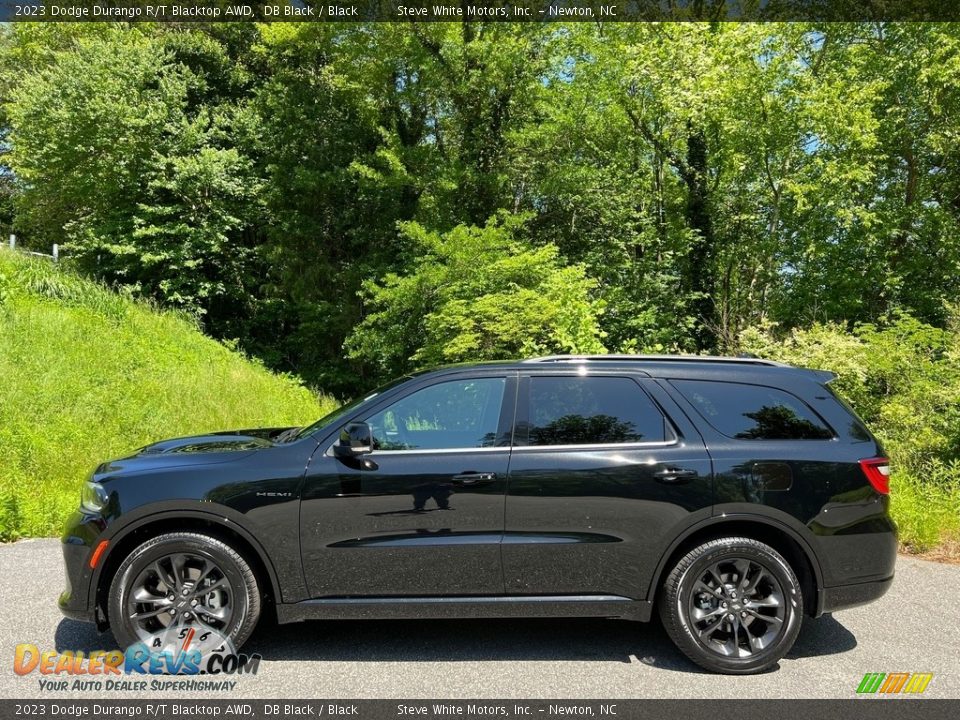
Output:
[[276, 595, 652, 624]]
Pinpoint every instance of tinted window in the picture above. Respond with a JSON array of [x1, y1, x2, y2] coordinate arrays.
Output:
[[365, 378, 506, 451], [672, 380, 833, 440], [523, 376, 669, 446]]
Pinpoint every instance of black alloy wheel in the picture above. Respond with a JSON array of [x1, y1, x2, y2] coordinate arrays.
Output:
[[126, 552, 234, 640], [659, 537, 803, 674], [108, 532, 261, 651]]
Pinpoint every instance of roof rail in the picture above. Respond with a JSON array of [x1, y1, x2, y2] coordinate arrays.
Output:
[[522, 354, 790, 368]]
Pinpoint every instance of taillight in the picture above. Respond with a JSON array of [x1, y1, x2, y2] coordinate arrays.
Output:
[[859, 457, 891, 495]]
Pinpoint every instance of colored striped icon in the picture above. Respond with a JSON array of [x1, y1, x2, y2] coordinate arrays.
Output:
[[857, 672, 934, 694]]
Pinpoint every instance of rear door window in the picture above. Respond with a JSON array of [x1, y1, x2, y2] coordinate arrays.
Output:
[[671, 380, 833, 440], [521, 376, 671, 446]]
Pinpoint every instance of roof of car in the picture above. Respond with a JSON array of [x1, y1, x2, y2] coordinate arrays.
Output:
[[412, 355, 835, 384], [523, 354, 789, 367]]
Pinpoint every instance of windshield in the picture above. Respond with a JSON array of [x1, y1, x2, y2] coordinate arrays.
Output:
[[288, 376, 411, 442]]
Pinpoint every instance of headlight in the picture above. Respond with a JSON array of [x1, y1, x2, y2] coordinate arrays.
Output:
[[81, 481, 109, 513]]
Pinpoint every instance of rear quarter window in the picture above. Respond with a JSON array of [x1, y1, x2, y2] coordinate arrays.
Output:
[[671, 379, 833, 440]]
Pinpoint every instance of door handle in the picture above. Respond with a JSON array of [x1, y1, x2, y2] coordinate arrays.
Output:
[[654, 467, 698, 484], [451, 472, 497, 486]]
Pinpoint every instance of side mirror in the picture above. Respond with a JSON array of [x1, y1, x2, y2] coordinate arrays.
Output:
[[334, 421, 373, 457]]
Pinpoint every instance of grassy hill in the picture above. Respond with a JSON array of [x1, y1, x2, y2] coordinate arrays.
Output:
[[0, 250, 335, 540]]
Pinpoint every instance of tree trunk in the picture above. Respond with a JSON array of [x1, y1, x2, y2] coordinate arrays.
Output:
[[683, 125, 717, 350]]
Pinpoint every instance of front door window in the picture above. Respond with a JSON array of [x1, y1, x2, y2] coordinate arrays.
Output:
[[366, 377, 507, 451]]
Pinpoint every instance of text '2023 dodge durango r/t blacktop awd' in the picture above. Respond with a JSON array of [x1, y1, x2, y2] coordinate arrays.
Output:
[[60, 355, 896, 674]]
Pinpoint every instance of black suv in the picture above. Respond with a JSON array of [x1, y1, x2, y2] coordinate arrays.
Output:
[[60, 355, 896, 674]]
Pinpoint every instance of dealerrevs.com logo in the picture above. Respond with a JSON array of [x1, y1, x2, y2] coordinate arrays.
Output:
[[14, 626, 260, 692], [856, 673, 934, 695]]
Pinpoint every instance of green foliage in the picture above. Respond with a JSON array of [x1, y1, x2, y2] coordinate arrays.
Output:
[[5, 22, 960, 384], [3, 28, 264, 332], [893, 460, 960, 553], [4, 23, 960, 553], [740, 312, 960, 552], [242, 24, 414, 394], [346, 218, 606, 375], [0, 252, 333, 541]]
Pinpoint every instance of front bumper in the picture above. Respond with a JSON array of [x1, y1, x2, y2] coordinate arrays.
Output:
[[58, 511, 105, 626]]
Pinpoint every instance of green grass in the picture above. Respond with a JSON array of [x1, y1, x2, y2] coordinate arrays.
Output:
[[891, 462, 960, 556], [0, 251, 336, 540]]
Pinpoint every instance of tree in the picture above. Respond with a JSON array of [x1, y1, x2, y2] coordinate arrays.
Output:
[[4, 29, 265, 333], [245, 23, 415, 392], [3, 21, 960, 391], [346, 216, 606, 377]]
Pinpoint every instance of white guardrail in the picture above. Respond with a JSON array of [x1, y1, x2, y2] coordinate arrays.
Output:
[[4, 234, 59, 261]]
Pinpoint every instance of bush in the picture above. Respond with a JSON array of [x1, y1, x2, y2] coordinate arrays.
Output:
[[739, 312, 960, 553], [346, 216, 607, 378], [0, 251, 335, 540]]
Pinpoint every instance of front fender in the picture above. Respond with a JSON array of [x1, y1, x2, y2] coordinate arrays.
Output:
[[85, 501, 300, 613]]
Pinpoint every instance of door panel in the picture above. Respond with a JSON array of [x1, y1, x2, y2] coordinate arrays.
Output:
[[299, 374, 516, 598], [503, 375, 713, 598]]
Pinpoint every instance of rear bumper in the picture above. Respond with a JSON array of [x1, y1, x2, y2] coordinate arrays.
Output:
[[821, 575, 893, 614], [810, 502, 897, 616]]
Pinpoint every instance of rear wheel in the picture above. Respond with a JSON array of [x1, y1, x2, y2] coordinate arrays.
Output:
[[659, 537, 803, 674], [108, 532, 261, 651]]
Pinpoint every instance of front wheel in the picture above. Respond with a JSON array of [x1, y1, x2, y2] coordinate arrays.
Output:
[[659, 537, 803, 674], [108, 532, 261, 652]]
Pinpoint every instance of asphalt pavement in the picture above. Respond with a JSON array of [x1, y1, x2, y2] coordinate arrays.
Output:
[[1, 538, 957, 699]]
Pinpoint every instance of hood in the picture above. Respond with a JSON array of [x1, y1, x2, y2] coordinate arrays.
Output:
[[136, 427, 293, 455], [92, 427, 296, 477], [136, 434, 273, 456]]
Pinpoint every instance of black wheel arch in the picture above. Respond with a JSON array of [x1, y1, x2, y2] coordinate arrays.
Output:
[[646, 514, 825, 617], [91, 508, 284, 628]]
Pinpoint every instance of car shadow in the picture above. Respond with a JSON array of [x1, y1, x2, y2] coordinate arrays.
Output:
[[55, 612, 856, 674], [54, 618, 113, 653], [786, 613, 858, 659]]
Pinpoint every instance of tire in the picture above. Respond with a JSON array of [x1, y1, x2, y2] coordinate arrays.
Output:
[[658, 537, 803, 674], [108, 532, 261, 652]]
